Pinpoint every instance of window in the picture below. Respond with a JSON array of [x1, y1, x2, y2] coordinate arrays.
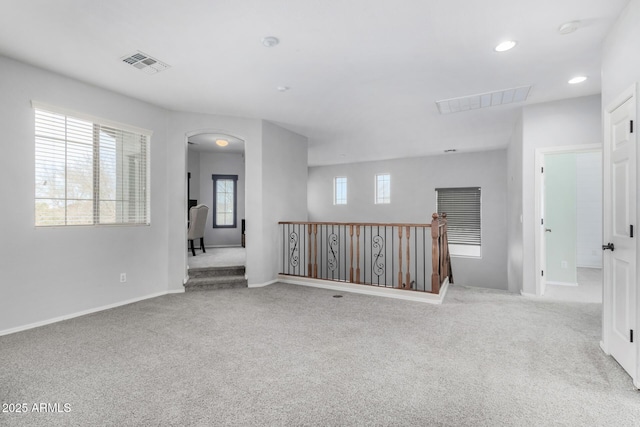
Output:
[[334, 176, 347, 205], [436, 187, 481, 257], [34, 105, 150, 226], [212, 174, 238, 228], [375, 173, 391, 204]]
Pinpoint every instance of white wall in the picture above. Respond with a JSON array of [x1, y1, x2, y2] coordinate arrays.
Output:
[[519, 95, 602, 295], [165, 115, 308, 287], [198, 151, 245, 247], [0, 55, 310, 333], [0, 55, 170, 333], [262, 121, 309, 281], [166, 112, 264, 287], [187, 149, 200, 201], [506, 113, 524, 293], [576, 151, 602, 268], [308, 150, 508, 290]]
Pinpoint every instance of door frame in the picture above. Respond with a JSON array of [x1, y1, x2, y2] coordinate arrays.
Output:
[[601, 83, 638, 388], [534, 144, 601, 297], [183, 129, 247, 285]]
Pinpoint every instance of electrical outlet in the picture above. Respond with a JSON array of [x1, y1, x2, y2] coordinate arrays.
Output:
[[120, 273, 127, 283], [561, 261, 568, 269]]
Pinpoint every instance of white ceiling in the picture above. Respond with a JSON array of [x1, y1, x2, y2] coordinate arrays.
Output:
[[0, 0, 628, 165], [188, 133, 245, 154]]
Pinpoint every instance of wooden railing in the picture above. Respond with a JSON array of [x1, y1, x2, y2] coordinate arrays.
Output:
[[279, 213, 453, 294]]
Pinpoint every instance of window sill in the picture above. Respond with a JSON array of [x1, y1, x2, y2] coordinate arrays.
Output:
[[449, 244, 481, 259]]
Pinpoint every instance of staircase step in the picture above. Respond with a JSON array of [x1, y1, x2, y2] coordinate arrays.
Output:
[[184, 276, 248, 292], [188, 265, 245, 279]]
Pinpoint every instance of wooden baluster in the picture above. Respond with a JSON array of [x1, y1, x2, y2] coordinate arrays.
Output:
[[442, 213, 453, 284], [349, 225, 354, 283], [406, 226, 411, 289], [356, 225, 361, 283], [439, 214, 446, 285], [431, 213, 440, 294], [307, 225, 313, 277], [313, 224, 318, 278], [398, 226, 403, 288]]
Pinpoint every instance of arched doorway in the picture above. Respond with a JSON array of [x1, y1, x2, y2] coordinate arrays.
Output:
[[184, 131, 246, 280]]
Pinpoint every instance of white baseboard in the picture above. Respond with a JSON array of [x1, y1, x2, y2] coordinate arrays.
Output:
[[546, 281, 578, 287], [248, 279, 278, 288], [277, 275, 448, 304], [167, 288, 186, 294], [0, 290, 177, 337], [520, 290, 537, 297]]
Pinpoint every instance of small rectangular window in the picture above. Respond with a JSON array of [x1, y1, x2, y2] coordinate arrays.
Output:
[[212, 174, 238, 228], [436, 187, 481, 257], [34, 105, 150, 226], [375, 173, 390, 204], [334, 177, 347, 205]]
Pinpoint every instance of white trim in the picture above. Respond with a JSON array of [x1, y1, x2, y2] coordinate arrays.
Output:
[[0, 291, 173, 337], [278, 275, 449, 304], [577, 263, 603, 269], [520, 290, 537, 297], [449, 244, 482, 258], [534, 143, 601, 297], [167, 289, 186, 294], [546, 281, 578, 287], [31, 101, 153, 136], [248, 279, 279, 288]]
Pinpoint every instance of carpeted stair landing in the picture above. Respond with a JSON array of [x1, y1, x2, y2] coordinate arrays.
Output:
[[184, 266, 247, 291]]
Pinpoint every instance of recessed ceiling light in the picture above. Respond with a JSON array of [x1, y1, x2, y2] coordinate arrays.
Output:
[[262, 36, 279, 47], [216, 139, 229, 147], [277, 86, 290, 92], [494, 40, 517, 52], [558, 21, 581, 35], [568, 76, 587, 84]]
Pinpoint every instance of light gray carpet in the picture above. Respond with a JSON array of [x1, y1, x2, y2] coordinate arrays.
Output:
[[187, 246, 245, 269], [1, 284, 638, 426], [544, 267, 602, 304]]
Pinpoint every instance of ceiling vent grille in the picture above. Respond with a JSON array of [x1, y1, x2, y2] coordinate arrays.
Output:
[[436, 86, 531, 114], [121, 51, 170, 75]]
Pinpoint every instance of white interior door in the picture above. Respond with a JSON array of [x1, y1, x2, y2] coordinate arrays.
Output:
[[603, 88, 637, 380], [540, 156, 547, 296]]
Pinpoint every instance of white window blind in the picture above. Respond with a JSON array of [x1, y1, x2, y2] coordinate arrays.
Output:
[[34, 107, 150, 226], [436, 187, 481, 246], [334, 177, 347, 205]]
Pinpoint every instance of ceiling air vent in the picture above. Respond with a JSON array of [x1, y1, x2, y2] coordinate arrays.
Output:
[[436, 85, 531, 114], [121, 51, 170, 75]]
